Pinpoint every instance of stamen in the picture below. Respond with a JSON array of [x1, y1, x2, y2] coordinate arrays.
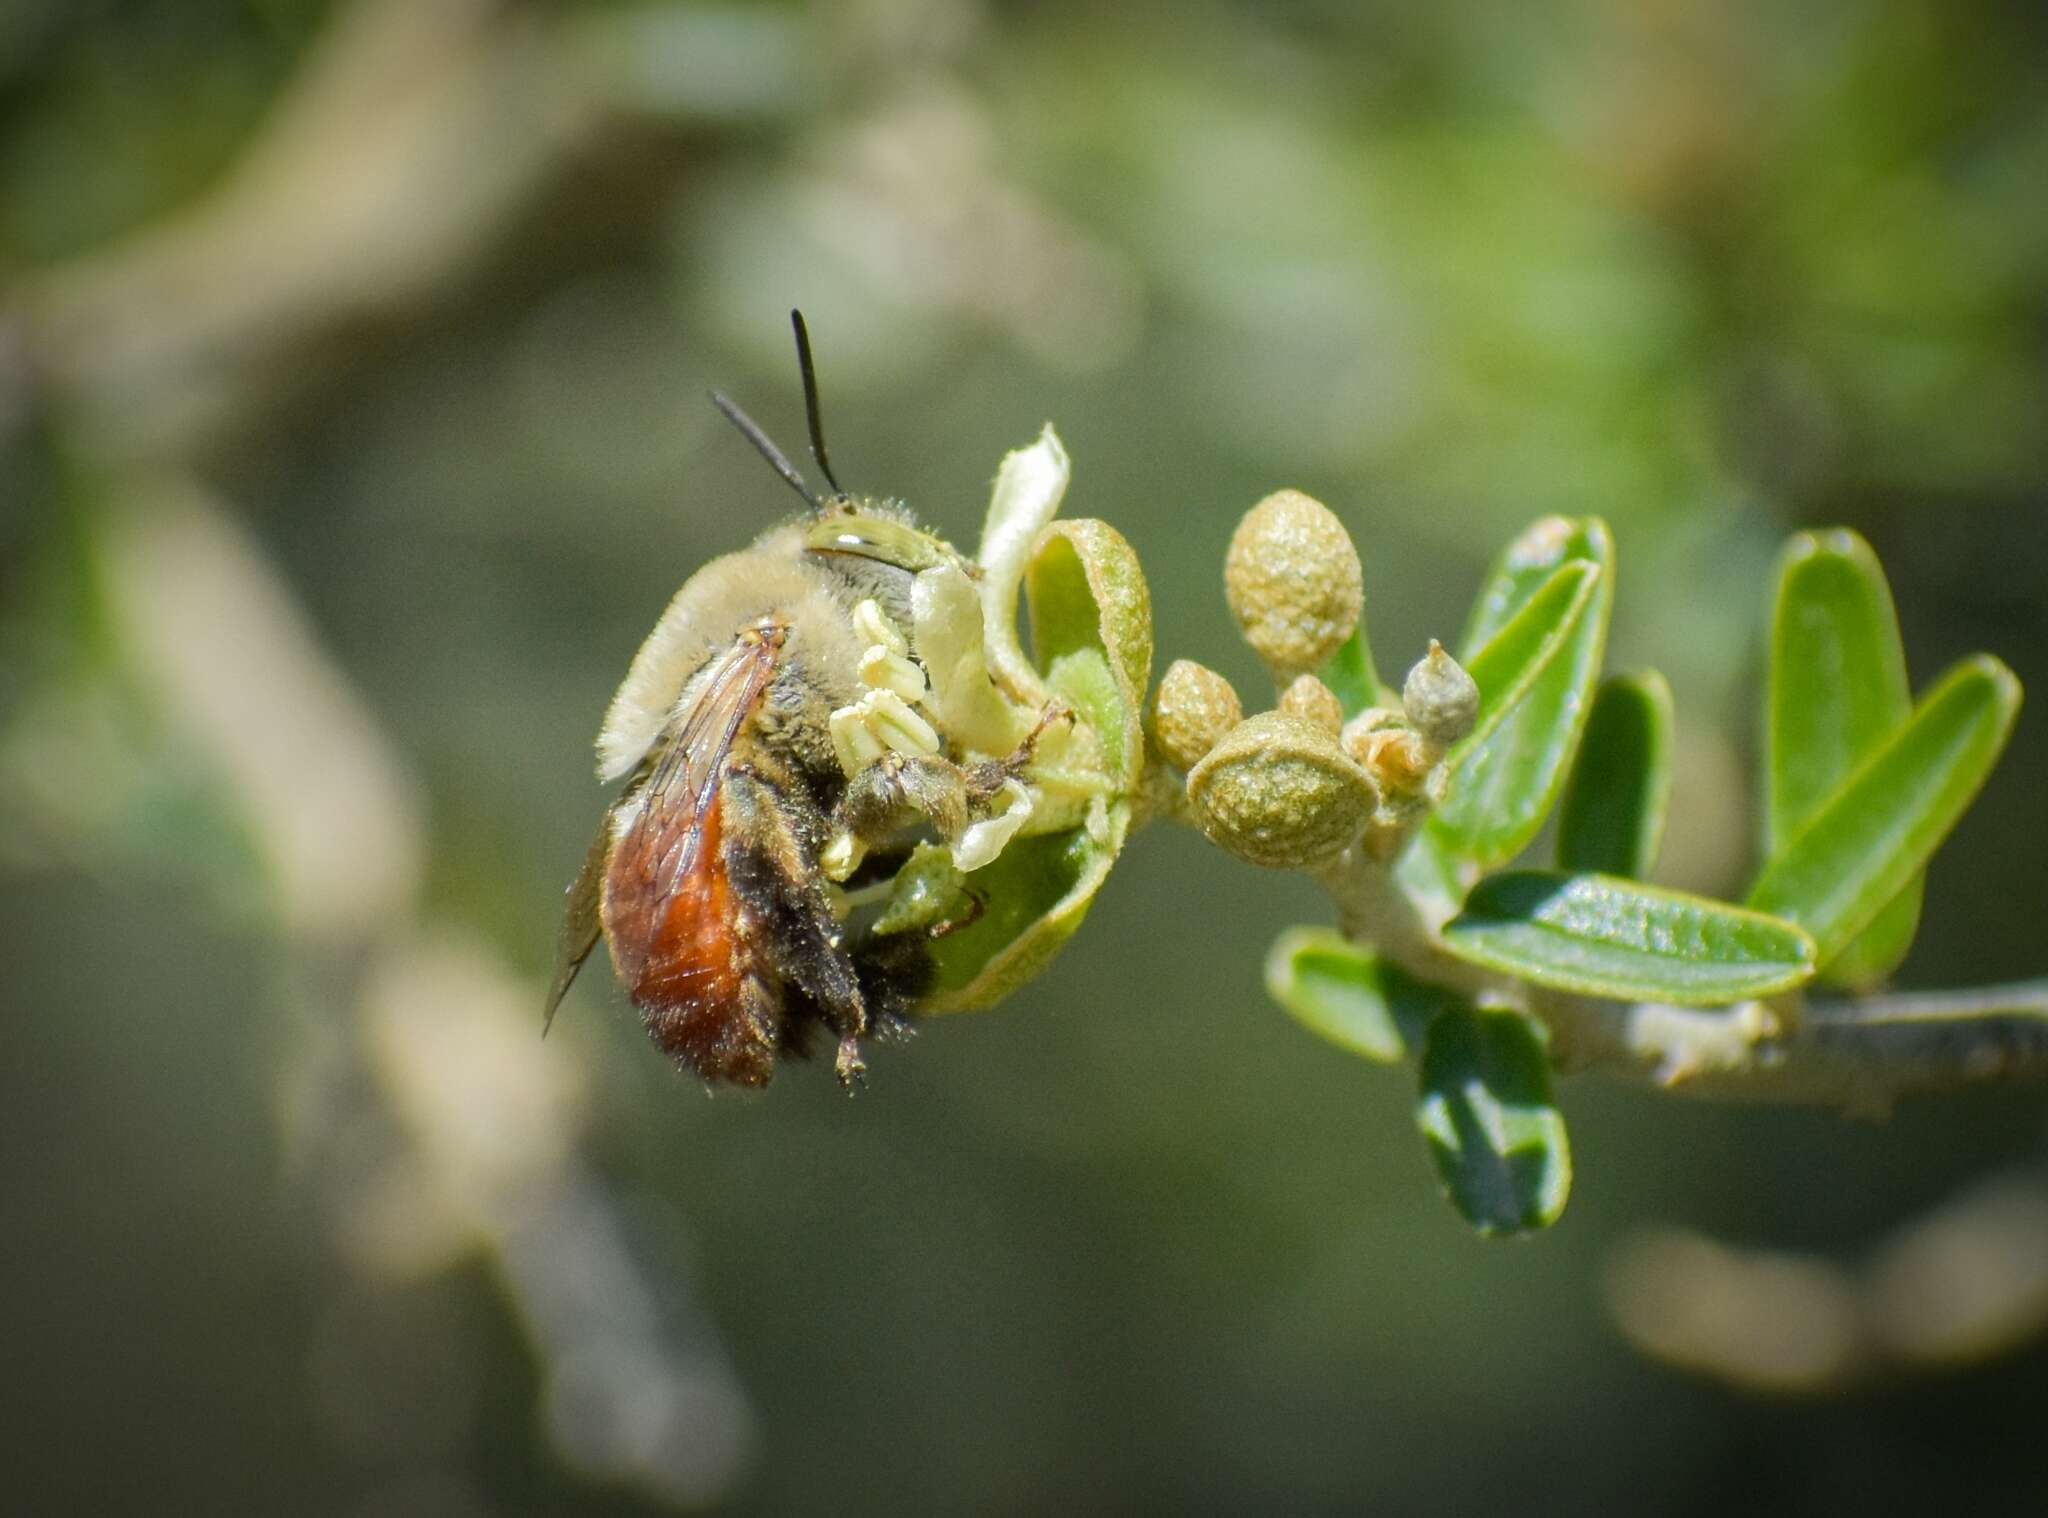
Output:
[[860, 646, 930, 704], [821, 829, 866, 882], [830, 705, 885, 773], [866, 690, 940, 756], [852, 599, 909, 656]]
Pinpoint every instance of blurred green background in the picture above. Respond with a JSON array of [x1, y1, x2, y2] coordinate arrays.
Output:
[[6, 1, 2048, 1512]]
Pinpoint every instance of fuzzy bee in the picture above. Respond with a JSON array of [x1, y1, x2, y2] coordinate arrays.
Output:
[[548, 314, 1047, 1089]]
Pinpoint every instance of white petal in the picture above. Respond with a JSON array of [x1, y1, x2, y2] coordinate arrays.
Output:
[[976, 425, 1069, 702], [912, 562, 1033, 756], [952, 779, 1034, 873]]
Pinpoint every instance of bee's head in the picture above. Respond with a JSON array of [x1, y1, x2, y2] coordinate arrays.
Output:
[[714, 310, 964, 602]]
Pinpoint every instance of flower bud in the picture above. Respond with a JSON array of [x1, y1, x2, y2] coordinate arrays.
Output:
[[1224, 490, 1363, 678], [1276, 673, 1344, 737], [1401, 640, 1479, 749], [1151, 659, 1245, 770], [1185, 711, 1376, 869]]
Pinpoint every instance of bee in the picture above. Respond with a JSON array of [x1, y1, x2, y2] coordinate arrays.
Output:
[[547, 313, 1020, 1089]]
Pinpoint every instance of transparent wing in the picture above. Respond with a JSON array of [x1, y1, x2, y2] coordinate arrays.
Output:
[[544, 814, 611, 1033], [617, 628, 783, 902]]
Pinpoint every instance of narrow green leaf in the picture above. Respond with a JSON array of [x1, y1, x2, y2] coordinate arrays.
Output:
[[1316, 626, 1386, 720], [1824, 892, 1921, 992], [1749, 655, 2021, 963], [1458, 561, 1601, 756], [1396, 562, 1602, 903], [1433, 519, 1615, 867], [1442, 870, 1816, 1005], [1765, 529, 1920, 988], [1767, 532, 1912, 840], [1264, 928, 1463, 1063], [1416, 1004, 1571, 1236], [1459, 515, 1588, 651], [1557, 670, 1674, 879]]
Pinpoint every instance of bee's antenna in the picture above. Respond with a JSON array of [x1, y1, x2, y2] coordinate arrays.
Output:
[[709, 389, 821, 510], [790, 309, 844, 496]]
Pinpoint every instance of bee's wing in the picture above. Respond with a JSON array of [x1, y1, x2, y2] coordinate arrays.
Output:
[[618, 629, 783, 899], [543, 817, 611, 1034], [545, 629, 782, 1030]]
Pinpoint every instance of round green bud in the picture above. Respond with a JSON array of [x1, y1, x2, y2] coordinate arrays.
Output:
[[1401, 639, 1479, 749], [1277, 673, 1344, 737], [1185, 711, 1377, 869], [1223, 490, 1363, 677], [1151, 658, 1245, 770]]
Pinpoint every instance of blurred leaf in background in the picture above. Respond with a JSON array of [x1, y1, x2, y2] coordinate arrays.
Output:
[[5, 1, 2048, 1514]]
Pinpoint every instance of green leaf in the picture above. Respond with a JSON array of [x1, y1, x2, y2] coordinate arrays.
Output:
[[1457, 560, 1601, 755], [1264, 928, 1463, 1063], [1432, 518, 1614, 867], [1316, 626, 1386, 720], [1416, 1004, 1571, 1236], [1748, 656, 2021, 964], [1442, 870, 1816, 1005], [1557, 670, 1674, 879], [921, 812, 1126, 1013], [1765, 530, 1920, 989], [1457, 515, 1593, 650]]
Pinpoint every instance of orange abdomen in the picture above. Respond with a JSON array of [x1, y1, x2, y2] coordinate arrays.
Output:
[[601, 788, 771, 1082]]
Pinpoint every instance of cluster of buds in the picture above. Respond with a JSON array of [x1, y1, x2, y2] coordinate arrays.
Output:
[[1151, 490, 1479, 869]]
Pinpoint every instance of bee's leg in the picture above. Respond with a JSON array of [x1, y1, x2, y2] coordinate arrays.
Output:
[[833, 747, 1042, 875], [928, 887, 986, 937], [963, 699, 1075, 799], [723, 976, 784, 1089], [823, 752, 976, 882], [838, 749, 1046, 847], [722, 766, 872, 1084], [836, 752, 969, 841]]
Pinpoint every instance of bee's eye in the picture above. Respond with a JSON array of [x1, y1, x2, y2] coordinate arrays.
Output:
[[804, 516, 951, 573]]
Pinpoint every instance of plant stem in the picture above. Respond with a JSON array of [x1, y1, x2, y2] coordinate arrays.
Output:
[[1529, 979, 2048, 1114]]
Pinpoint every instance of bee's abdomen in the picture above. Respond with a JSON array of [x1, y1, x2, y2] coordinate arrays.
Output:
[[601, 789, 777, 1085]]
